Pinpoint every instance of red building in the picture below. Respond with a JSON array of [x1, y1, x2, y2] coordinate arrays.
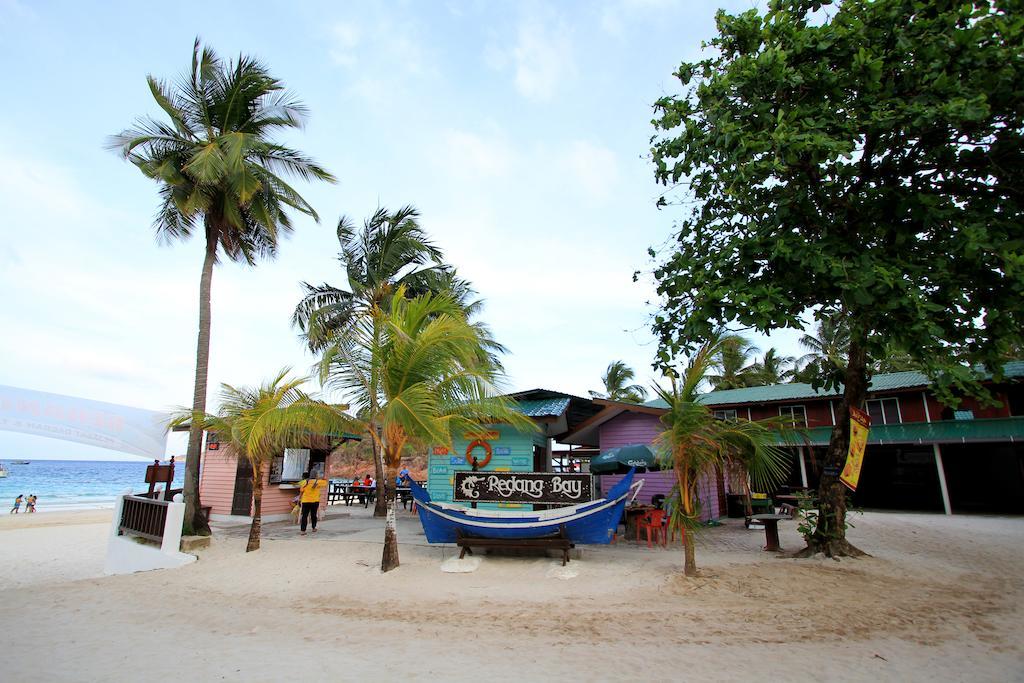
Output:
[[653, 364, 1024, 515]]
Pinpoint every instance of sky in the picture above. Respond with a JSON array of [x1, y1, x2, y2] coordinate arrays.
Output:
[[0, 0, 804, 461]]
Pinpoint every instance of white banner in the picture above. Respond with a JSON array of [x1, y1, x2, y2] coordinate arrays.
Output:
[[0, 385, 168, 458]]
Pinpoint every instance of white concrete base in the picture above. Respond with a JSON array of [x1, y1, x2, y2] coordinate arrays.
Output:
[[208, 512, 289, 524], [104, 536, 197, 575], [105, 490, 197, 576]]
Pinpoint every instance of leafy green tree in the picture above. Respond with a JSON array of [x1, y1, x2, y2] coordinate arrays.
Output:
[[707, 336, 759, 390], [751, 347, 796, 385], [589, 360, 648, 403], [653, 332, 794, 576], [110, 40, 335, 535], [650, 1, 1024, 557], [171, 370, 352, 552], [293, 206, 492, 517], [319, 288, 534, 572]]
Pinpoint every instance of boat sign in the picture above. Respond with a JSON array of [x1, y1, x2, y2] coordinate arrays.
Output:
[[453, 471, 592, 505]]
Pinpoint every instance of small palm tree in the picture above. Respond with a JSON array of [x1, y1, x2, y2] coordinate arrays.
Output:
[[320, 288, 534, 572], [654, 334, 795, 577], [171, 370, 353, 552], [110, 39, 335, 535], [750, 348, 796, 385], [707, 335, 759, 390], [589, 360, 648, 403]]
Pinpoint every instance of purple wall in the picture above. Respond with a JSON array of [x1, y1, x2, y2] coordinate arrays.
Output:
[[598, 412, 662, 450], [599, 470, 721, 522], [596, 411, 721, 521]]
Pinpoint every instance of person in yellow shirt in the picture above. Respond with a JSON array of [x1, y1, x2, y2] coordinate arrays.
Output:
[[297, 471, 327, 535]]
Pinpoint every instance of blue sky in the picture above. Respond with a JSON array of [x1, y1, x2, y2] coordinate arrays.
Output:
[[0, 0, 801, 460]]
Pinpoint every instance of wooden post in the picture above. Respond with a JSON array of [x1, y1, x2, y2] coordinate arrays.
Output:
[[933, 443, 952, 515]]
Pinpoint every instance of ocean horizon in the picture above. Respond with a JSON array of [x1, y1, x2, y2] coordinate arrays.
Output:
[[1, 459, 186, 512]]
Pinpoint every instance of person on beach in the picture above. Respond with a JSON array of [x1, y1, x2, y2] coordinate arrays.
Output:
[[26, 495, 36, 513], [10, 494, 23, 514], [297, 471, 326, 536]]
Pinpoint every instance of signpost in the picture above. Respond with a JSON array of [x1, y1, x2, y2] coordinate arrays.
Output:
[[453, 471, 592, 505]]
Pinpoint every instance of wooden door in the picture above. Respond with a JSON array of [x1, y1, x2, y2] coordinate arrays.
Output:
[[231, 457, 254, 516]]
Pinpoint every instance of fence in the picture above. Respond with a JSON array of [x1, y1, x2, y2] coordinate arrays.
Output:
[[119, 494, 170, 542]]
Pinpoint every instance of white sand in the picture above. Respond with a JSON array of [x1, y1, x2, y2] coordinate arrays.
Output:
[[0, 508, 1021, 681]]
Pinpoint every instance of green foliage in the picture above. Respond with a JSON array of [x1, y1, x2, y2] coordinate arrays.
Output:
[[109, 39, 335, 262], [589, 360, 648, 403], [649, 1, 1024, 402], [293, 206, 482, 351], [795, 491, 860, 545], [707, 335, 760, 389], [750, 347, 796, 385]]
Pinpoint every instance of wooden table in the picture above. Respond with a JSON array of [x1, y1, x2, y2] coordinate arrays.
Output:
[[749, 513, 791, 551]]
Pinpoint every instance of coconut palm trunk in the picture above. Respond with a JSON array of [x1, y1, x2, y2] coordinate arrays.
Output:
[[381, 459, 400, 572], [247, 459, 264, 552], [183, 233, 217, 536]]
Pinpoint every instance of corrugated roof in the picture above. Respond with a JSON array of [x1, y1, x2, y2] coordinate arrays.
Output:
[[787, 416, 1024, 446], [515, 398, 571, 417], [644, 361, 1024, 408]]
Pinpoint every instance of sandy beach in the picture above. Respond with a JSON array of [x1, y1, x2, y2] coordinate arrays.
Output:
[[1, 507, 1021, 682]]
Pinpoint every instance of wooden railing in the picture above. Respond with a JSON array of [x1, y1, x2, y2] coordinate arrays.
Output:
[[119, 495, 170, 542]]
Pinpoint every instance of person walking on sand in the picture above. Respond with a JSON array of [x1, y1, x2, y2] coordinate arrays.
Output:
[[10, 494, 23, 514], [26, 494, 37, 513], [297, 471, 326, 536]]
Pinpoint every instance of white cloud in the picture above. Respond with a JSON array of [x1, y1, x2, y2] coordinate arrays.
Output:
[[512, 18, 575, 101], [438, 129, 516, 178], [559, 141, 620, 202], [329, 22, 361, 67]]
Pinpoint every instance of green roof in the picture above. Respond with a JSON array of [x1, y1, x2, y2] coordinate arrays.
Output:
[[644, 361, 1024, 408], [787, 417, 1024, 447], [515, 398, 570, 418]]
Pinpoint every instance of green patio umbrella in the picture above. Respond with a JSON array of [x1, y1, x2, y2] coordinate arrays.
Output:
[[590, 443, 660, 473]]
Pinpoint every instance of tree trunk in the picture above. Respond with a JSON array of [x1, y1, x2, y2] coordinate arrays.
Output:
[[380, 460, 400, 572], [246, 459, 262, 552], [182, 233, 217, 537], [675, 463, 698, 577], [683, 532, 697, 577], [372, 433, 387, 518], [798, 330, 869, 558]]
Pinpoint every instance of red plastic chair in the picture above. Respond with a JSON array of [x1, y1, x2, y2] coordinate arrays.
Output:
[[637, 509, 667, 548]]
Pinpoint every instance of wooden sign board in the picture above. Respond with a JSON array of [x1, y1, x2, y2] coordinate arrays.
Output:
[[453, 471, 592, 505]]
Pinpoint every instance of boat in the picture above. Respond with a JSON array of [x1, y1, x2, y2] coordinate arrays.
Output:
[[11, 460, 29, 465], [0, 464, 7, 478], [409, 468, 642, 544]]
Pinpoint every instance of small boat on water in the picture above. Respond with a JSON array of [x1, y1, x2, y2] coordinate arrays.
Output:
[[409, 468, 641, 544], [11, 460, 29, 465], [0, 464, 8, 478]]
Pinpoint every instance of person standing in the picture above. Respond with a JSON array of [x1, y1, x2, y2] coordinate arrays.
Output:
[[297, 471, 326, 536], [26, 495, 36, 513], [10, 494, 23, 514]]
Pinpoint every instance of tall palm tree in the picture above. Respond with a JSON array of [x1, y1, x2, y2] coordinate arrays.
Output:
[[109, 39, 335, 535], [171, 370, 352, 552], [794, 315, 850, 383], [294, 206, 488, 516], [750, 348, 796, 385], [319, 288, 534, 572], [653, 334, 795, 577], [707, 335, 759, 390], [589, 360, 648, 403]]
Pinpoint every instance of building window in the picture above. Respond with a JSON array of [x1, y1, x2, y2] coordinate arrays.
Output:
[[779, 405, 807, 427], [866, 398, 902, 425], [714, 409, 738, 421]]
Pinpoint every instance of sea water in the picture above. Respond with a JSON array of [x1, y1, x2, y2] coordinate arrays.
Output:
[[0, 460, 185, 512]]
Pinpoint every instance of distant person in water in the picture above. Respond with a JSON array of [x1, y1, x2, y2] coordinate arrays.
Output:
[[10, 494, 23, 514], [297, 471, 326, 536], [26, 495, 36, 513]]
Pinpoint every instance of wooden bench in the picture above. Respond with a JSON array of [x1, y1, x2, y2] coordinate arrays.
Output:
[[456, 526, 575, 566]]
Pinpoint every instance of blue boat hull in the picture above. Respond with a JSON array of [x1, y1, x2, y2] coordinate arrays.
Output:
[[409, 470, 636, 544]]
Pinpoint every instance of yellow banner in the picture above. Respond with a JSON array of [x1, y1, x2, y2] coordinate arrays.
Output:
[[840, 406, 871, 491]]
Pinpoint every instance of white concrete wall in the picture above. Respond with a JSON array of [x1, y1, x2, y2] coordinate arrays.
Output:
[[105, 491, 197, 575]]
